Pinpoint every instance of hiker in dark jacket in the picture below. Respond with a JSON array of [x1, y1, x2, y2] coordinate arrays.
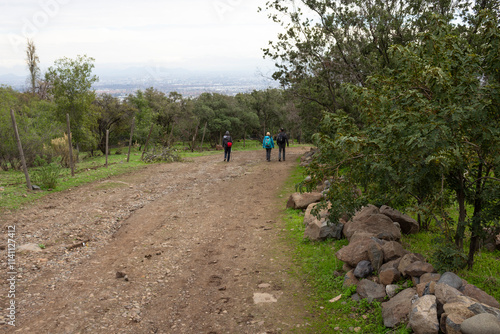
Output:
[[276, 128, 289, 161], [262, 131, 274, 161], [222, 131, 233, 162]]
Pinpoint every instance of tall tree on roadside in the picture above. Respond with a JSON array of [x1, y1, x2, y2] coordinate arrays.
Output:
[[26, 39, 40, 96], [45, 55, 99, 151]]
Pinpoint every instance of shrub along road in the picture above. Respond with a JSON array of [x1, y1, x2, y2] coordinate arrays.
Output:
[[0, 147, 312, 333]]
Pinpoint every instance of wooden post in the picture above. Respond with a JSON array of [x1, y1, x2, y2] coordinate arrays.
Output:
[[10, 109, 32, 190], [66, 113, 75, 176], [200, 121, 207, 152], [105, 129, 109, 168], [191, 120, 200, 152], [141, 123, 154, 160], [127, 117, 135, 162]]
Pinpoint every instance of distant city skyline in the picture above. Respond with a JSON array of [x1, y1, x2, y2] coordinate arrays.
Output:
[[0, 0, 283, 77]]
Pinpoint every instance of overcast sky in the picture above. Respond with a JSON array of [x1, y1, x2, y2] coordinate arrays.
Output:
[[0, 0, 284, 76]]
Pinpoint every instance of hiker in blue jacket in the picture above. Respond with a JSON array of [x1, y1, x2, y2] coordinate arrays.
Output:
[[262, 131, 274, 162], [222, 131, 233, 162]]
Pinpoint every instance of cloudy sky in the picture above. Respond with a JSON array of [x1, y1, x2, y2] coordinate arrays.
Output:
[[0, 0, 284, 76]]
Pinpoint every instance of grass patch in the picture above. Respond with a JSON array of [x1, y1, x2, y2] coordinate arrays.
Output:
[[279, 161, 411, 333]]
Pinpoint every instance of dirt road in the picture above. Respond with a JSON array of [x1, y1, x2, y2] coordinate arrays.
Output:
[[0, 147, 312, 333]]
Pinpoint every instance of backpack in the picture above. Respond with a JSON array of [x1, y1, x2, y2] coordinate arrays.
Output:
[[277, 132, 285, 144], [227, 142, 232, 148], [264, 136, 272, 148]]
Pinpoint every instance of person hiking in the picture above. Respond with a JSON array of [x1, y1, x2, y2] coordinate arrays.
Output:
[[222, 131, 233, 162], [262, 131, 274, 162], [276, 128, 289, 161]]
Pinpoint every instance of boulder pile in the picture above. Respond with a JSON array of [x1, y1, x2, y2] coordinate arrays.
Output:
[[289, 196, 500, 334]]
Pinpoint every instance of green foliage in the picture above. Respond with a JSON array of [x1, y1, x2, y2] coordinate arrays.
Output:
[[32, 163, 62, 190], [430, 238, 468, 272], [45, 55, 99, 151]]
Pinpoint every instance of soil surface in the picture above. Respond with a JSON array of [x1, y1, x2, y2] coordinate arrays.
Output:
[[0, 147, 313, 334]]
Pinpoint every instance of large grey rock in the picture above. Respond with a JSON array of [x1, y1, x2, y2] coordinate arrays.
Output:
[[460, 283, 500, 309], [286, 192, 322, 210], [381, 241, 407, 262], [380, 205, 419, 234], [404, 261, 435, 278], [367, 241, 384, 271], [357, 279, 386, 302], [343, 213, 401, 242], [419, 273, 441, 285], [409, 295, 439, 334], [303, 202, 330, 226], [336, 238, 380, 267], [398, 253, 425, 276], [381, 288, 417, 327], [379, 267, 401, 286], [460, 313, 500, 334], [438, 272, 463, 290], [304, 219, 344, 241], [353, 260, 374, 278], [434, 283, 464, 305]]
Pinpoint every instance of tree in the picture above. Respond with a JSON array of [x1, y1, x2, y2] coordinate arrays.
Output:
[[26, 39, 40, 97], [45, 55, 99, 151], [93, 94, 135, 154], [307, 14, 499, 269]]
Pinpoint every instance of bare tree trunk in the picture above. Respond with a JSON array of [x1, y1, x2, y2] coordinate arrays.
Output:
[[10, 109, 32, 190], [141, 123, 154, 160], [200, 122, 207, 152], [66, 113, 75, 176], [191, 121, 200, 153], [127, 117, 135, 163], [105, 130, 109, 168]]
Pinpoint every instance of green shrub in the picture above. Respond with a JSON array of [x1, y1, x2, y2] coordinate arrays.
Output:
[[430, 239, 468, 272], [32, 164, 61, 189]]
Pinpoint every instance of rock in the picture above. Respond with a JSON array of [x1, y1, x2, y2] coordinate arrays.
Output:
[[343, 270, 359, 289], [381, 288, 417, 327], [409, 295, 439, 334], [443, 298, 475, 320], [357, 279, 386, 302], [380, 258, 401, 271], [343, 214, 401, 242], [419, 273, 441, 285], [404, 261, 435, 278], [253, 293, 277, 304], [336, 238, 380, 267], [460, 283, 500, 309], [381, 241, 407, 262], [286, 192, 322, 210], [379, 267, 401, 286], [31, 184, 41, 191], [444, 313, 465, 334], [438, 272, 463, 290], [386, 284, 400, 298], [367, 241, 384, 271], [304, 219, 343, 241], [398, 253, 425, 277], [460, 313, 500, 334], [17, 243, 42, 252], [379, 205, 419, 234], [434, 283, 464, 305], [353, 260, 374, 278], [303, 202, 330, 226]]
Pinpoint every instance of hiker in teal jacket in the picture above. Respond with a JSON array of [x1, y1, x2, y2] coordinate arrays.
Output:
[[262, 131, 274, 161]]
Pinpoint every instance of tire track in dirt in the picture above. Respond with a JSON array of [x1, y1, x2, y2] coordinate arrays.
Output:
[[1, 147, 312, 333]]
